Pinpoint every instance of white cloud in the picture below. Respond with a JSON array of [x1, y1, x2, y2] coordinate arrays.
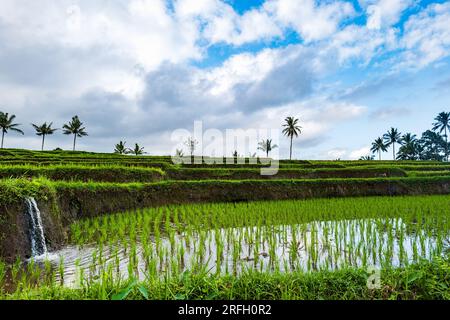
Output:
[[362, 0, 413, 30], [349, 146, 371, 159], [202, 4, 283, 45], [0, 0, 449, 157], [327, 148, 347, 159], [399, 2, 450, 69], [265, 0, 355, 42]]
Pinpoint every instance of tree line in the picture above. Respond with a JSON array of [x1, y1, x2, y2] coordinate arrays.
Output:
[[0, 112, 87, 151], [5, 108, 448, 162], [125, 116, 303, 159], [366, 112, 450, 161]]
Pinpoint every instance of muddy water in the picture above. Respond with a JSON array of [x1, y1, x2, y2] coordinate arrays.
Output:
[[32, 218, 449, 288]]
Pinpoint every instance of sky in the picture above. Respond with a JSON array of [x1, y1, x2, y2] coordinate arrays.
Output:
[[0, 0, 450, 159]]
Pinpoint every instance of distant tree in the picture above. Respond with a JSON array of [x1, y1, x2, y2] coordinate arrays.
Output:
[[258, 139, 278, 158], [415, 143, 426, 160], [62, 116, 88, 151], [184, 137, 198, 157], [371, 137, 388, 161], [114, 141, 128, 154], [359, 155, 374, 160], [232, 150, 238, 158], [397, 133, 417, 160], [128, 143, 145, 156], [432, 111, 450, 161], [0, 112, 24, 149], [383, 128, 401, 160], [31, 122, 57, 151], [418, 130, 446, 161], [282, 116, 302, 160]]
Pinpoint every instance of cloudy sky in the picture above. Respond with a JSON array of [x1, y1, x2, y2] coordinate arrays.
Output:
[[1, 0, 450, 159]]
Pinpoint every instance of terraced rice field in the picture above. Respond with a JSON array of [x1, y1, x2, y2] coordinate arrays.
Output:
[[0, 149, 450, 300]]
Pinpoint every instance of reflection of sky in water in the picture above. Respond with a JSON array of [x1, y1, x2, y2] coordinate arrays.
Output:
[[32, 218, 449, 288]]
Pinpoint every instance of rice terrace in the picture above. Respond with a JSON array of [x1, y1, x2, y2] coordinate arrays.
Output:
[[1, 0, 450, 309], [1, 141, 450, 300]]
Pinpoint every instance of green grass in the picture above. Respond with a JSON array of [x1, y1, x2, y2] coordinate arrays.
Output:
[[0, 164, 165, 182], [2, 193, 450, 300], [3, 257, 449, 300], [0, 177, 55, 204], [2, 150, 450, 300]]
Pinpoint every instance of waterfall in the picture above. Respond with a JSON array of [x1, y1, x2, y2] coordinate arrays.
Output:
[[25, 197, 48, 257]]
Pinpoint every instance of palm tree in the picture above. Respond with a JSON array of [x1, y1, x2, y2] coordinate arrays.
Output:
[[0, 112, 24, 149], [282, 116, 302, 160], [383, 128, 401, 160], [400, 133, 417, 145], [258, 139, 278, 158], [370, 137, 387, 161], [397, 133, 418, 160], [432, 111, 450, 161], [359, 155, 374, 160], [31, 122, 57, 151], [114, 141, 128, 154], [128, 143, 145, 156], [62, 116, 88, 151]]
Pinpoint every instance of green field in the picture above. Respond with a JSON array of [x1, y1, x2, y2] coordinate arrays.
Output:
[[1, 149, 450, 300]]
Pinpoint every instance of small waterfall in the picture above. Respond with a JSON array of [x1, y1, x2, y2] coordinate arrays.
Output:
[[25, 197, 48, 257]]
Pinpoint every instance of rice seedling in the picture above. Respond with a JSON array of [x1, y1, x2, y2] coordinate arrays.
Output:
[[2, 191, 450, 299]]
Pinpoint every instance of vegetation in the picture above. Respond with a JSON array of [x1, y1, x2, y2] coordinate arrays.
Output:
[[31, 122, 58, 151], [0, 112, 24, 149], [128, 143, 146, 156], [282, 116, 302, 160], [359, 155, 374, 161], [433, 112, 450, 161], [397, 133, 417, 160], [258, 139, 278, 158], [1, 195, 450, 300], [368, 111, 450, 161], [371, 138, 387, 161], [62, 116, 88, 151], [0, 110, 449, 301], [114, 141, 128, 155], [384, 128, 401, 161]]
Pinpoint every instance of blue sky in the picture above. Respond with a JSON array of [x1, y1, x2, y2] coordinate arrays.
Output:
[[0, 0, 449, 159]]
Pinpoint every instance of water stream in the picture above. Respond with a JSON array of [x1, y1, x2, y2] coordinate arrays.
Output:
[[24, 197, 48, 257]]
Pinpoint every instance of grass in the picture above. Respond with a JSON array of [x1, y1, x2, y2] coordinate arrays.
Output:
[[0, 177, 55, 204], [1, 195, 449, 300], [2, 257, 449, 300], [1, 150, 450, 300], [0, 164, 165, 183]]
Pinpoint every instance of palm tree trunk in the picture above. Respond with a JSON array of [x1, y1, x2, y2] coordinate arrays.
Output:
[[266, 150, 269, 158], [290, 136, 293, 160], [379, 150, 381, 161], [1, 131, 4, 149], [393, 144, 396, 161], [445, 127, 448, 162], [41, 135, 45, 151], [73, 134, 77, 151]]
